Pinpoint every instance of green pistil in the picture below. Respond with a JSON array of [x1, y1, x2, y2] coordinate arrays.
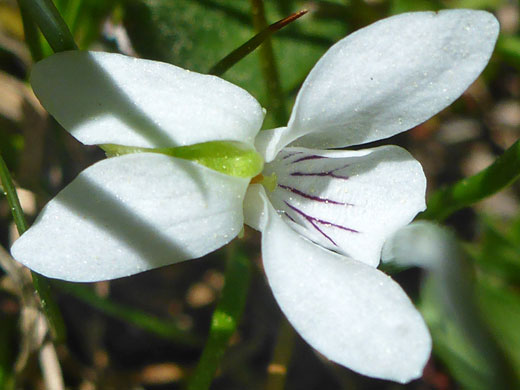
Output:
[[261, 173, 277, 192], [101, 141, 264, 179], [251, 172, 277, 192]]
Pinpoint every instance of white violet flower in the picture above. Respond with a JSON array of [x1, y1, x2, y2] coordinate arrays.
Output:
[[11, 10, 498, 383]]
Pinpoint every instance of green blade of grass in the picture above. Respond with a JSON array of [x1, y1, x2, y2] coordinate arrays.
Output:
[[208, 9, 307, 77], [187, 247, 251, 390], [17, 0, 77, 53], [18, 1, 45, 62], [421, 139, 520, 221]]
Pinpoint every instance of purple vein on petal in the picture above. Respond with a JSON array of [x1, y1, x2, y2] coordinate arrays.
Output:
[[284, 201, 359, 247], [281, 151, 303, 160], [290, 163, 351, 180], [291, 155, 327, 163], [283, 211, 297, 223], [278, 184, 353, 206]]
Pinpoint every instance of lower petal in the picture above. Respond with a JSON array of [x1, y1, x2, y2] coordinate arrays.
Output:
[[248, 186, 431, 383], [11, 153, 248, 281]]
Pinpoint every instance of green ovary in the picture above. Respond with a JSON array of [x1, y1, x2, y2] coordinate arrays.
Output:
[[101, 141, 264, 179]]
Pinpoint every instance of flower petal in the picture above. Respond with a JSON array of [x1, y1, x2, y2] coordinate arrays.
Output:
[[244, 185, 431, 383], [269, 10, 498, 152], [11, 153, 248, 281], [261, 145, 425, 267], [382, 221, 457, 270], [31, 51, 264, 148]]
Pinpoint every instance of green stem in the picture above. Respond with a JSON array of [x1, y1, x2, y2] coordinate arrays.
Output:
[[0, 155, 28, 233], [209, 10, 307, 77], [18, 1, 45, 62], [187, 247, 251, 390], [421, 139, 520, 221], [265, 317, 295, 390], [0, 153, 66, 342], [17, 0, 77, 53], [250, 0, 287, 125]]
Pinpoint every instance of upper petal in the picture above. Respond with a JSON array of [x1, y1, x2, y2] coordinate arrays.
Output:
[[261, 145, 426, 267], [31, 51, 265, 148], [11, 153, 248, 281], [269, 10, 498, 152], [245, 185, 431, 383]]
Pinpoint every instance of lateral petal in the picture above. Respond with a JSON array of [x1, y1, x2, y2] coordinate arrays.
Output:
[[262, 145, 426, 267], [31, 51, 264, 148], [246, 186, 431, 383], [11, 153, 248, 281], [272, 10, 498, 151]]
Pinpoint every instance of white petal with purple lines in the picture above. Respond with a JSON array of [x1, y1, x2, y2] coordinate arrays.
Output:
[[262, 145, 426, 267], [244, 185, 431, 383]]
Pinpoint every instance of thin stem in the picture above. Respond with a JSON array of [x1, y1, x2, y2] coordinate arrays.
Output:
[[187, 246, 251, 390], [421, 139, 520, 221], [250, 0, 288, 125], [0, 154, 28, 233], [209, 10, 307, 77], [265, 317, 295, 390], [17, 0, 77, 53], [18, 1, 45, 62], [0, 153, 66, 342]]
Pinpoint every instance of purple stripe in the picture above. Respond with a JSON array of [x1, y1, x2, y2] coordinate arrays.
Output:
[[284, 212, 297, 223], [290, 162, 350, 180], [282, 151, 303, 160], [284, 201, 359, 247], [291, 155, 326, 163], [278, 184, 351, 206], [284, 202, 337, 246], [290, 171, 350, 180]]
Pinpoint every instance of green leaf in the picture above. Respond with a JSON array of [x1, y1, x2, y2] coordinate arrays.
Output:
[[444, 0, 502, 9], [468, 216, 520, 284], [497, 35, 520, 70], [17, 0, 77, 53], [422, 139, 520, 221], [18, 0, 45, 61], [477, 278, 520, 385], [419, 276, 508, 390], [390, 0, 441, 14]]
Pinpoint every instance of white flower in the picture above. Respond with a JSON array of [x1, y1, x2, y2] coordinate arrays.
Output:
[[11, 10, 498, 383]]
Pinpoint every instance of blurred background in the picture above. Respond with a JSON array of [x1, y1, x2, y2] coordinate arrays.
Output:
[[1, 0, 520, 389]]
